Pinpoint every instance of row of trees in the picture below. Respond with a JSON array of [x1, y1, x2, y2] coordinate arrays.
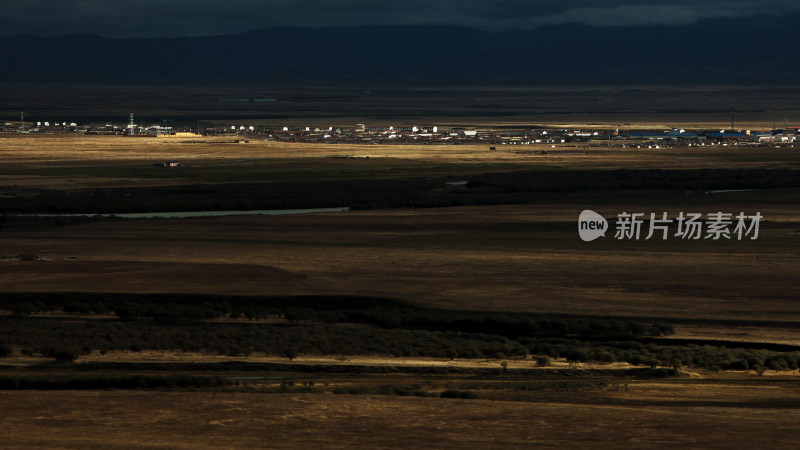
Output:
[[2, 293, 673, 339], [523, 337, 800, 372], [0, 317, 797, 372]]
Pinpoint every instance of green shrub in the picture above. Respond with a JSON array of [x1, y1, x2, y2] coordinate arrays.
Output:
[[534, 355, 551, 367], [53, 349, 78, 363], [332, 386, 370, 395], [440, 390, 478, 399], [566, 349, 589, 362], [728, 359, 749, 370]]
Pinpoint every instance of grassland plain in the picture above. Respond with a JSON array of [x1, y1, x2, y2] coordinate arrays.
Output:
[[2, 385, 800, 449], [1, 135, 798, 332], [2, 132, 800, 447], [3, 83, 800, 129], [1, 204, 798, 323]]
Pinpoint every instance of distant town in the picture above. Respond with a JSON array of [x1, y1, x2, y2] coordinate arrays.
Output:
[[3, 115, 799, 148]]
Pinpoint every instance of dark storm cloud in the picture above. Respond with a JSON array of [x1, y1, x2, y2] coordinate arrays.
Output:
[[3, 0, 799, 37]]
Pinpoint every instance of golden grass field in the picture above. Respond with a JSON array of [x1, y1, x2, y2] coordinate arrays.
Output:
[[3, 381, 800, 449], [2, 134, 800, 168], [1, 135, 799, 324], [2, 132, 800, 447], [2, 203, 799, 324]]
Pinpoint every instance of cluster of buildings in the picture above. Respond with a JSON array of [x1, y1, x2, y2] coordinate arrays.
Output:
[[2, 120, 79, 133], [1, 119, 196, 137], [253, 125, 538, 145], [626, 129, 799, 147], [3, 117, 798, 147], [203, 124, 800, 147]]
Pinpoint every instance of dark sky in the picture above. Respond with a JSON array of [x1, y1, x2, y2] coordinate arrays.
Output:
[[2, 0, 795, 38]]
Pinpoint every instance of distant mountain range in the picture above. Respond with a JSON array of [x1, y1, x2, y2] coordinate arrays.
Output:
[[3, 15, 799, 85]]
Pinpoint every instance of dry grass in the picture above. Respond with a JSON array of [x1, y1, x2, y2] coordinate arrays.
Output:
[[3, 86, 800, 448], [2, 134, 799, 174], [1, 203, 798, 326], [3, 129, 797, 220], [2, 386, 800, 449], [3, 133, 796, 330]]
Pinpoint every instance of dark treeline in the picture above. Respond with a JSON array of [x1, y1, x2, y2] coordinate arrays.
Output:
[[1, 292, 672, 339], [520, 337, 800, 372], [315, 309, 672, 339], [0, 316, 797, 372], [1, 169, 797, 214], [0, 318, 532, 360], [3, 293, 799, 372]]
